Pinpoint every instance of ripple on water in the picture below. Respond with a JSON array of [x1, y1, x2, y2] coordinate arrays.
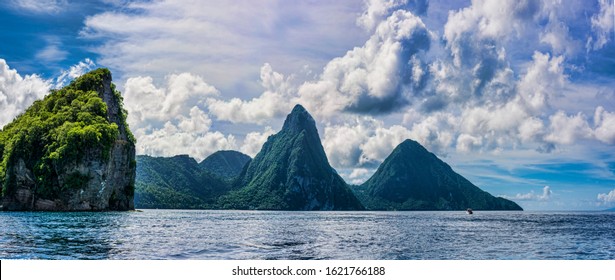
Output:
[[1, 210, 615, 259]]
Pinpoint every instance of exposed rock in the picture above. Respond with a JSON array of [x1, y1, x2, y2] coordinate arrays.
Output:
[[0, 69, 135, 211]]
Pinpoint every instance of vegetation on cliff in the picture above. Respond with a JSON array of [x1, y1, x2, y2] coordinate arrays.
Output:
[[135, 155, 232, 209], [220, 105, 364, 210], [353, 139, 522, 210], [0, 68, 135, 208]]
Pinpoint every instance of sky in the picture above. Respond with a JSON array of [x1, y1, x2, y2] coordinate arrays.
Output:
[[1, 0, 614, 210]]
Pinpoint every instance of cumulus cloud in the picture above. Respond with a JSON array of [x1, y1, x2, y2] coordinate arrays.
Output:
[[207, 64, 294, 124], [504, 186, 552, 201], [124, 73, 219, 125], [298, 8, 432, 117], [589, 0, 614, 50], [593, 106, 615, 144], [357, 0, 428, 31], [134, 123, 236, 162], [517, 52, 566, 113], [240, 126, 275, 157], [0, 59, 50, 127], [545, 111, 593, 145], [347, 168, 372, 185], [123, 73, 237, 161], [597, 189, 615, 204], [323, 113, 454, 169]]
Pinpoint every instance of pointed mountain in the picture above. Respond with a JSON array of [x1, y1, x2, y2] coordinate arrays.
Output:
[[199, 150, 251, 180], [354, 139, 522, 210], [221, 105, 364, 210]]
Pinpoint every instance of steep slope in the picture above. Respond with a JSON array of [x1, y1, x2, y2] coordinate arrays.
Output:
[[135, 155, 229, 209], [0, 68, 136, 211], [354, 139, 522, 211], [199, 150, 251, 180], [220, 105, 363, 210]]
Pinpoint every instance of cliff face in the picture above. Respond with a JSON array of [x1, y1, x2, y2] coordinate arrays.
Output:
[[0, 69, 136, 211]]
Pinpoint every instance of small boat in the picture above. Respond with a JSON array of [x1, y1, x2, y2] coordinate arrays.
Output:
[[466, 208, 473, 215]]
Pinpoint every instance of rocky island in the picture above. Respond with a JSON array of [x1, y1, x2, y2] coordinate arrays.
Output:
[[0, 68, 136, 211]]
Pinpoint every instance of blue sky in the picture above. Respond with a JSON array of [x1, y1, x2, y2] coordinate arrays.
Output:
[[1, 0, 614, 210]]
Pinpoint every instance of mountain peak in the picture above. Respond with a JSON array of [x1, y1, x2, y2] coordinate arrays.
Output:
[[224, 104, 363, 210], [282, 104, 317, 134], [356, 139, 522, 211], [395, 139, 432, 158]]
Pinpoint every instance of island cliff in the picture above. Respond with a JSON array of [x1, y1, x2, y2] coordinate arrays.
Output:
[[0, 68, 136, 211]]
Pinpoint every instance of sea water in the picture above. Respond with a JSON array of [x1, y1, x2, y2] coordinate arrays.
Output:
[[1, 210, 614, 260]]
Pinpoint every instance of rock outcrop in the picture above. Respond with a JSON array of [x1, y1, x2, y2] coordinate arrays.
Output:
[[0, 68, 136, 211]]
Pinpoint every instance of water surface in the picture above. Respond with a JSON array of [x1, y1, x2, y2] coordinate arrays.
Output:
[[1, 210, 614, 259]]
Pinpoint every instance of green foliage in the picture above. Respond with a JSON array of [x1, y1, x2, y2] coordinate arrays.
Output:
[[134, 155, 231, 209], [0, 68, 125, 198], [221, 106, 364, 210], [199, 150, 251, 181], [357, 139, 523, 211]]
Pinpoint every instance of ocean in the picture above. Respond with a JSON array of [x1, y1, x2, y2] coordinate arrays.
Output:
[[1, 210, 614, 260]]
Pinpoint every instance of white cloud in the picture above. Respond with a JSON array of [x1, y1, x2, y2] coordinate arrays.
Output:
[[123, 73, 237, 161], [505, 186, 552, 201], [545, 111, 592, 145], [134, 124, 236, 162], [348, 168, 372, 185], [34, 36, 69, 65], [297, 8, 432, 117], [240, 126, 275, 157], [0, 59, 50, 127], [124, 73, 218, 125], [323, 113, 454, 168], [597, 189, 615, 204], [207, 64, 294, 124], [594, 106, 615, 144], [589, 0, 614, 50], [10, 0, 67, 14], [81, 0, 366, 94], [53, 58, 96, 88], [357, 0, 410, 31], [518, 52, 566, 113]]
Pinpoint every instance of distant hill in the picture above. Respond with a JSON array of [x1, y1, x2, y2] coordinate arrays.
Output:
[[135, 155, 229, 209], [353, 139, 522, 211], [219, 105, 364, 210], [199, 150, 251, 180]]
